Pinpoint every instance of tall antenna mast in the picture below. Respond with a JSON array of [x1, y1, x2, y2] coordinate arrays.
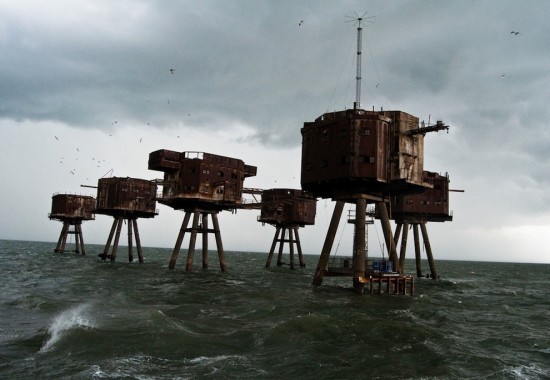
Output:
[[346, 12, 375, 109]]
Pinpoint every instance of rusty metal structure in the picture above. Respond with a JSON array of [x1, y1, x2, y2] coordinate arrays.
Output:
[[95, 177, 158, 263], [258, 188, 316, 269], [49, 193, 95, 254], [302, 107, 448, 293], [149, 150, 257, 272], [300, 16, 451, 294], [390, 171, 453, 279]]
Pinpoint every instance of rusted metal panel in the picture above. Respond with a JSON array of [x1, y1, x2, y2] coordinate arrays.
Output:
[[95, 177, 157, 218], [391, 171, 452, 222], [49, 194, 96, 220], [150, 150, 257, 211], [258, 189, 317, 226], [148, 149, 181, 171]]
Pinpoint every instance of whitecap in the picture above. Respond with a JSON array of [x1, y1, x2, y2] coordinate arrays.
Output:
[[40, 303, 96, 353]]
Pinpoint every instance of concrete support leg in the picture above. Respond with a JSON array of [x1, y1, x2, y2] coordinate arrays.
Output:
[[399, 222, 409, 273], [312, 201, 345, 286], [101, 218, 118, 261], [394, 223, 402, 247], [185, 211, 201, 272], [76, 223, 86, 255], [353, 198, 367, 294], [60, 222, 69, 253], [288, 228, 295, 270], [111, 218, 123, 262], [211, 213, 227, 272], [413, 224, 422, 277], [169, 212, 192, 269], [295, 228, 306, 268], [128, 218, 134, 263], [377, 201, 400, 274], [74, 223, 81, 254], [420, 223, 438, 279], [55, 222, 68, 252], [133, 219, 144, 263], [276, 228, 286, 267], [201, 213, 209, 269], [265, 227, 281, 268]]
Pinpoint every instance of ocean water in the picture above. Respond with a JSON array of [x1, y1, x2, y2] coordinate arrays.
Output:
[[0, 239, 548, 379]]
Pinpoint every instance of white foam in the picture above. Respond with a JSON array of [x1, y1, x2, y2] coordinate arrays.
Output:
[[40, 303, 95, 353]]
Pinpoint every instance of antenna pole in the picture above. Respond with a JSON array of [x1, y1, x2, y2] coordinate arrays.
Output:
[[356, 18, 363, 109]]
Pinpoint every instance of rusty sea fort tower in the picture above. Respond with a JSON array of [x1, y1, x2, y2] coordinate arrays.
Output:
[[301, 15, 453, 294]]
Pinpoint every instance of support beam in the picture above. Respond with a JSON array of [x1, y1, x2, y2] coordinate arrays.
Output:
[[211, 213, 227, 272], [101, 218, 118, 261], [110, 217, 123, 262], [169, 212, 192, 269], [128, 217, 134, 262], [312, 201, 345, 286], [413, 224, 422, 277], [201, 213, 209, 269], [265, 227, 281, 268], [133, 219, 144, 263], [420, 222, 438, 279], [295, 228, 306, 268], [352, 198, 367, 294], [185, 211, 201, 272], [76, 222, 85, 255], [398, 222, 409, 272], [377, 201, 401, 274]]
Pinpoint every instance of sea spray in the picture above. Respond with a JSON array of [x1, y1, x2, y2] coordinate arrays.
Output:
[[40, 303, 95, 353]]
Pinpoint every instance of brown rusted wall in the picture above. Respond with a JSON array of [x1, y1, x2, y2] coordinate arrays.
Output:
[[258, 189, 316, 226], [391, 171, 451, 221], [95, 177, 157, 217], [301, 109, 429, 197], [50, 194, 95, 220], [301, 110, 390, 188]]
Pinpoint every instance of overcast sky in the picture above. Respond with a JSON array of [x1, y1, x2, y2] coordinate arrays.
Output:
[[1, 0, 549, 265]]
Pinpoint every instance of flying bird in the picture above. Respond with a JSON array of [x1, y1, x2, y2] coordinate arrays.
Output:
[[299, 20, 304, 26], [499, 74, 505, 79], [510, 31, 520, 35], [54, 136, 59, 140], [170, 68, 175, 74]]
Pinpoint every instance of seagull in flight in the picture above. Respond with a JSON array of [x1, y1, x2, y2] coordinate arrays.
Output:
[[499, 74, 505, 79], [170, 68, 175, 74], [299, 20, 304, 26], [510, 31, 520, 35]]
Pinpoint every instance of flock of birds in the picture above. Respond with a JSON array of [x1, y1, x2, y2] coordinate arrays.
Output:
[[52, 22, 521, 181]]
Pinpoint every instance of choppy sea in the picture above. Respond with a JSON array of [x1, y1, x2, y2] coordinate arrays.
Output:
[[0, 239, 548, 379]]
